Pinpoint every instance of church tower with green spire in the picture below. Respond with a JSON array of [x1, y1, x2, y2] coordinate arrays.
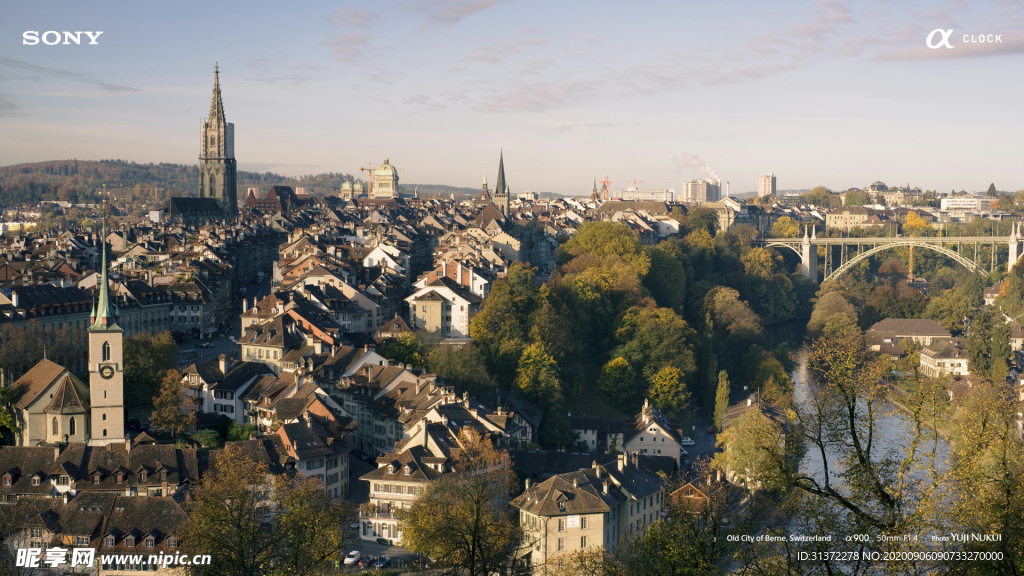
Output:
[[199, 63, 238, 219], [88, 191, 125, 446]]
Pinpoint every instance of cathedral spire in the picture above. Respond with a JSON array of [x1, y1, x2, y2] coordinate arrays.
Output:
[[494, 151, 506, 198], [92, 186, 119, 331], [209, 62, 225, 122]]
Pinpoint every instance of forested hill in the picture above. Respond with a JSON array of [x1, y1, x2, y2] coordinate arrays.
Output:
[[0, 159, 483, 207]]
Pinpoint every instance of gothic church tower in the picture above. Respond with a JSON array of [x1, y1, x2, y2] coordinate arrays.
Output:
[[493, 151, 509, 217], [88, 196, 125, 446], [199, 64, 238, 219]]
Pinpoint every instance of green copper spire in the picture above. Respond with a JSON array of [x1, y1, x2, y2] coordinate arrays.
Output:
[[91, 186, 119, 331]]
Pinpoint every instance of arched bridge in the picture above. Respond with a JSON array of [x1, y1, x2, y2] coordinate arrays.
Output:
[[757, 225, 1024, 283]]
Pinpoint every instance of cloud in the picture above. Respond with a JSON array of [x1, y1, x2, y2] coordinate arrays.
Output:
[[403, 94, 448, 111], [425, 0, 508, 24], [878, 35, 1024, 60], [0, 57, 138, 92], [471, 79, 601, 113], [321, 34, 369, 62], [467, 36, 545, 63], [330, 6, 378, 28], [0, 93, 20, 117], [553, 121, 637, 132]]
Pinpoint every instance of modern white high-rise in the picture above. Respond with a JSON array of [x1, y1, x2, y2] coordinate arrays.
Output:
[[681, 179, 721, 204], [759, 173, 777, 197]]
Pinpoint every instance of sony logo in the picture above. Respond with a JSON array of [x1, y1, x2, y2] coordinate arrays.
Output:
[[23, 31, 104, 45]]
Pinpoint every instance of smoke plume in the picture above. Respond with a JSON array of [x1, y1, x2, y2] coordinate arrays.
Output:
[[678, 153, 719, 180]]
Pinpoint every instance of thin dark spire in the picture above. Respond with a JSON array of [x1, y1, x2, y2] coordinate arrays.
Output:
[[209, 63, 225, 121], [494, 151, 506, 197]]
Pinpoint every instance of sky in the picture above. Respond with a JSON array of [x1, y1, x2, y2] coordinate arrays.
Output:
[[1, 0, 1022, 196]]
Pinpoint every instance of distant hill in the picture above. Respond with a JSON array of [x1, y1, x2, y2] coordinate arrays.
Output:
[[0, 159, 563, 206], [0, 159, 363, 208]]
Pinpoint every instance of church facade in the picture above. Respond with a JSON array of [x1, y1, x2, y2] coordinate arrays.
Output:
[[9, 211, 126, 447]]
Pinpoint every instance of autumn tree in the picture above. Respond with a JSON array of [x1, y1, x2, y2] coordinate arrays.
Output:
[[713, 370, 730, 432], [514, 343, 563, 414], [470, 263, 541, 384], [399, 430, 526, 576], [150, 369, 195, 437], [180, 444, 353, 576], [598, 356, 635, 407], [383, 332, 426, 367], [647, 366, 689, 418], [123, 331, 179, 412], [770, 216, 800, 239], [426, 343, 493, 399], [806, 291, 858, 338], [687, 207, 720, 236]]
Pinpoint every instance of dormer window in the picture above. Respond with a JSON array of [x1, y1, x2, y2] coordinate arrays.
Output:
[[168, 536, 177, 549], [58, 475, 69, 486], [93, 474, 101, 484], [145, 537, 155, 548], [387, 465, 394, 474], [116, 474, 124, 484], [140, 472, 147, 483], [403, 465, 411, 475], [105, 536, 115, 547], [2, 476, 9, 487], [558, 501, 565, 512], [125, 536, 135, 548], [31, 477, 40, 486], [159, 471, 166, 482]]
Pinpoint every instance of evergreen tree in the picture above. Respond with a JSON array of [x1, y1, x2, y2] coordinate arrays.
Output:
[[987, 183, 998, 197], [150, 369, 195, 437], [714, 370, 730, 432]]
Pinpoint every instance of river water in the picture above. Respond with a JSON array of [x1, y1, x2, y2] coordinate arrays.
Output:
[[790, 345, 953, 484]]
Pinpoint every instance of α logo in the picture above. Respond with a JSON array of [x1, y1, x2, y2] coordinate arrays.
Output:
[[926, 29, 954, 49]]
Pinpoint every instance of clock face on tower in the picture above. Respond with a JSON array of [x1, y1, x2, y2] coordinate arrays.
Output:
[[99, 365, 115, 380]]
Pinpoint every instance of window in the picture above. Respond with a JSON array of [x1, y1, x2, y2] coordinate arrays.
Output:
[[102, 341, 110, 361], [58, 475, 69, 486], [558, 519, 565, 532], [557, 538, 564, 551], [31, 477, 40, 486], [76, 536, 89, 546], [167, 537, 177, 549], [581, 536, 588, 548], [125, 536, 135, 548], [103, 429, 107, 437], [31, 528, 42, 538], [69, 417, 76, 436], [102, 413, 106, 421], [145, 537, 154, 548], [105, 536, 115, 547], [2, 477, 8, 486], [581, 517, 589, 529], [52, 417, 58, 436], [140, 472, 147, 483]]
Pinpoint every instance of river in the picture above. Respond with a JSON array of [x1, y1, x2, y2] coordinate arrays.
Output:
[[790, 345, 953, 484]]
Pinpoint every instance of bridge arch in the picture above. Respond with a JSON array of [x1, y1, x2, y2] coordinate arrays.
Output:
[[823, 241, 985, 283], [761, 241, 802, 258]]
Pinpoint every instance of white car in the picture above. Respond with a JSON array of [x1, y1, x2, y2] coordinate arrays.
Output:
[[343, 551, 361, 566], [680, 437, 696, 446]]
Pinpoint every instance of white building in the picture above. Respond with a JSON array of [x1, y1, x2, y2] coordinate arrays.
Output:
[[681, 179, 721, 204], [759, 173, 777, 197]]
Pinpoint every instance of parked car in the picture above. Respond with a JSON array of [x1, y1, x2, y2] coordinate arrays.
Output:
[[358, 556, 375, 568], [374, 556, 391, 569], [343, 551, 361, 566], [198, 342, 213, 348], [680, 437, 695, 446], [707, 426, 715, 434]]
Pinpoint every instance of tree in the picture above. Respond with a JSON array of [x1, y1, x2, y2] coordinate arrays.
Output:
[[559, 221, 651, 276], [180, 444, 352, 576], [806, 291, 858, 338], [843, 190, 871, 206], [513, 343, 563, 413], [470, 263, 541, 383], [383, 332, 426, 367], [598, 357, 635, 407], [923, 289, 971, 335], [611, 306, 698, 387], [986, 182, 998, 196], [150, 369, 195, 437], [770, 216, 800, 239], [687, 207, 720, 236], [712, 408, 788, 492], [427, 343, 493, 399], [647, 366, 689, 418], [643, 243, 688, 312], [399, 430, 525, 576], [713, 371, 729, 432], [967, 305, 1001, 375], [740, 248, 775, 281], [903, 211, 932, 235], [123, 331, 179, 412], [704, 288, 761, 341]]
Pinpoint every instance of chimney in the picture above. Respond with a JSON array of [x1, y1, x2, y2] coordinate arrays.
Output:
[[743, 385, 748, 391], [593, 462, 600, 477], [573, 478, 578, 488], [618, 454, 625, 472], [525, 478, 531, 490], [62, 492, 69, 504], [219, 354, 228, 375], [442, 260, 447, 277], [125, 434, 132, 454], [603, 480, 609, 494], [242, 298, 249, 313], [161, 480, 168, 495], [716, 468, 722, 482], [10, 290, 18, 308], [747, 397, 752, 407]]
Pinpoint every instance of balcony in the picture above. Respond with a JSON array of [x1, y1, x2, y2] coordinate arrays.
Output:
[[360, 509, 397, 519]]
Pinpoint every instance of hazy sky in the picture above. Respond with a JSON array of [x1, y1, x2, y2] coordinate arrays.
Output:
[[1, 0, 1022, 195]]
